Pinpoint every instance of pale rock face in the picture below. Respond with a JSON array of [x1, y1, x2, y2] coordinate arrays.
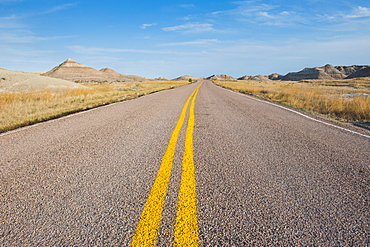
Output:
[[60, 58, 88, 68], [173, 75, 199, 81], [206, 74, 236, 80], [238, 75, 252, 80], [322, 64, 346, 79], [100, 68, 119, 74], [0, 68, 85, 92], [250, 75, 270, 81], [345, 67, 370, 79], [43, 59, 148, 83], [336, 65, 369, 75], [282, 64, 370, 81], [268, 73, 283, 80], [238, 75, 271, 81], [43, 59, 106, 81], [155, 77, 169, 80]]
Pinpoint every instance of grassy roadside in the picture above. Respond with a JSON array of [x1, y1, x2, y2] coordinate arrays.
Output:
[[0, 81, 189, 133], [213, 78, 370, 126]]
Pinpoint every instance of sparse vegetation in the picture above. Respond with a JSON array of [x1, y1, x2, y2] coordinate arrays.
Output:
[[214, 78, 370, 123], [0, 81, 188, 133]]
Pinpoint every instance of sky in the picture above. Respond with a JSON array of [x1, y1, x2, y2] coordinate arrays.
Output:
[[1, 0, 370, 78]]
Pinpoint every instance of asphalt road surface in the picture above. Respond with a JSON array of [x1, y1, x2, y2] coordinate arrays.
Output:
[[1, 81, 369, 246]]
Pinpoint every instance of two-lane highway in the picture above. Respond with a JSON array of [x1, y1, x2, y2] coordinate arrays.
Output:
[[1, 81, 369, 246], [194, 81, 369, 246]]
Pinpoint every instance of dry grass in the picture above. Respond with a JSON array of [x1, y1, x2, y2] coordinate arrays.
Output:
[[214, 78, 370, 123], [0, 81, 189, 133]]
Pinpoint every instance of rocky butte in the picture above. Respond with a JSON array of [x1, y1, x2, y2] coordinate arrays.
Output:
[[43, 59, 148, 83], [281, 64, 370, 81]]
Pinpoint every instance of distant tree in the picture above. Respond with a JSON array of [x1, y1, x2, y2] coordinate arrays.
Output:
[[189, 78, 193, 83]]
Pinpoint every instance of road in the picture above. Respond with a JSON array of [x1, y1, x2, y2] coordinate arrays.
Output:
[[1, 81, 369, 246]]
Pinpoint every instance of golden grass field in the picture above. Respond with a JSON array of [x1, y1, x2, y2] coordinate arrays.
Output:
[[2, 78, 369, 134], [214, 78, 370, 124], [0, 81, 189, 133]]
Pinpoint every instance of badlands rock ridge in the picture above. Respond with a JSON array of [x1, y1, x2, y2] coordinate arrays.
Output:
[[42, 59, 370, 82], [236, 64, 370, 81], [281, 64, 370, 81], [2, 59, 369, 90], [43, 59, 148, 83]]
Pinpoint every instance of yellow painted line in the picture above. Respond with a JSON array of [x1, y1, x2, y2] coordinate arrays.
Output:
[[173, 85, 201, 246], [131, 84, 201, 246]]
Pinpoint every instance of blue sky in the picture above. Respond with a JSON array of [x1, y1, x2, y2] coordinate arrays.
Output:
[[1, 0, 370, 78]]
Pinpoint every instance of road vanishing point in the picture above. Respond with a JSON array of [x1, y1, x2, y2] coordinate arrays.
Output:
[[1, 81, 369, 246]]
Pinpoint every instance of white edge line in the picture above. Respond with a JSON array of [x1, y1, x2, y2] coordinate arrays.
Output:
[[220, 86, 370, 139]]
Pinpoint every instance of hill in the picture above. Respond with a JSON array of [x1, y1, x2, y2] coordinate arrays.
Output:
[[345, 67, 370, 79], [238, 75, 270, 81], [43, 59, 106, 82], [282, 64, 370, 81], [0, 68, 85, 92], [173, 75, 199, 81], [207, 74, 236, 80], [43, 59, 148, 83]]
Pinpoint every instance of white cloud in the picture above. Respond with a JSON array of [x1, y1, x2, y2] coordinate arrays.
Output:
[[259, 12, 274, 19], [254, 10, 309, 26], [213, 3, 277, 17], [177, 15, 193, 21], [43, 3, 77, 14], [240, 4, 277, 16], [162, 23, 214, 33], [0, 32, 74, 43], [68, 45, 204, 56], [159, 39, 219, 46], [179, 4, 196, 10], [211, 3, 309, 27], [140, 23, 157, 29], [68, 46, 159, 55], [0, 15, 24, 28], [346, 6, 370, 18], [316, 14, 336, 22]]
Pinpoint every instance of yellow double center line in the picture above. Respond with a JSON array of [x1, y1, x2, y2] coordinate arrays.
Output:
[[131, 83, 202, 246]]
